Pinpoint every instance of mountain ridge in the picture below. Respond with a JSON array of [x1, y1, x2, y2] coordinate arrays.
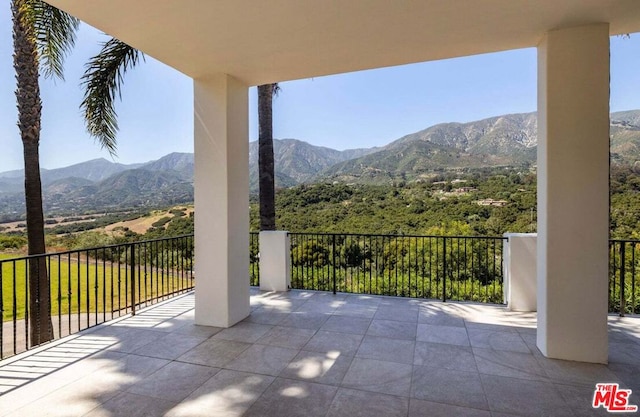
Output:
[[1, 109, 639, 216], [322, 110, 640, 181]]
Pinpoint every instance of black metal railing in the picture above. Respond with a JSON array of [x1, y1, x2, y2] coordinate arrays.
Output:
[[0, 234, 194, 359], [248, 232, 640, 315], [610, 239, 640, 315], [250, 232, 259, 286], [288, 232, 506, 303], [8, 230, 631, 360]]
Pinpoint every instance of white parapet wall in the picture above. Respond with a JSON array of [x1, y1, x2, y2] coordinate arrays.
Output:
[[259, 231, 291, 292], [503, 233, 537, 312]]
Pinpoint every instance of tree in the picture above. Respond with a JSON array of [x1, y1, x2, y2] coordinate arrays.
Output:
[[11, 0, 79, 345], [258, 83, 279, 231]]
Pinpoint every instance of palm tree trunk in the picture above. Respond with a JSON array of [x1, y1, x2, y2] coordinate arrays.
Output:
[[23, 141, 51, 346], [12, 0, 52, 346], [258, 84, 276, 231]]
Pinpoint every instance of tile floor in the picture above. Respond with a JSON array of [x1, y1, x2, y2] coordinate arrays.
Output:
[[0, 288, 638, 417]]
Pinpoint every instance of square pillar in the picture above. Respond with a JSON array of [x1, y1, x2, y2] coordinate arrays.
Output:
[[194, 74, 250, 327], [537, 24, 610, 363], [259, 231, 291, 292]]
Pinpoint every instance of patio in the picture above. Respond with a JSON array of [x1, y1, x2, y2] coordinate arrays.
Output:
[[38, 0, 640, 365], [0, 289, 638, 417]]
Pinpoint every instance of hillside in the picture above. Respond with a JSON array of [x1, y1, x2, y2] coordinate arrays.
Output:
[[611, 111, 640, 164]]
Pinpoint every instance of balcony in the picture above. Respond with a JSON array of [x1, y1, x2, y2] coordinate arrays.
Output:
[[0, 288, 638, 417]]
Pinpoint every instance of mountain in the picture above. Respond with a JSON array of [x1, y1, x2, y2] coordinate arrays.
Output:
[[0, 138, 377, 213], [394, 112, 537, 155], [0, 168, 30, 179], [2, 110, 640, 217], [0, 178, 23, 195], [45, 177, 94, 195], [248, 138, 375, 189], [44, 158, 143, 183], [45, 169, 192, 213], [0, 158, 142, 184], [0, 154, 195, 216], [322, 111, 640, 182], [321, 113, 537, 181], [140, 152, 194, 179], [612, 110, 640, 127]]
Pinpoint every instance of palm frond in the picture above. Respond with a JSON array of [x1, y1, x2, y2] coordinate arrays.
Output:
[[20, 0, 79, 80], [80, 38, 143, 155]]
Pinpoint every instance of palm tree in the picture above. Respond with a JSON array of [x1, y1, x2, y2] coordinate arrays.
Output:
[[11, 0, 79, 345], [258, 83, 279, 231]]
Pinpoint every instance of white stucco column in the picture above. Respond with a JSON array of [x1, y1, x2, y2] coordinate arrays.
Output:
[[537, 24, 610, 363], [193, 74, 250, 327]]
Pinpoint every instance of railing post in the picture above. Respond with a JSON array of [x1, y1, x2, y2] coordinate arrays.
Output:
[[130, 244, 136, 316], [332, 234, 337, 294], [442, 237, 447, 302], [620, 242, 626, 317]]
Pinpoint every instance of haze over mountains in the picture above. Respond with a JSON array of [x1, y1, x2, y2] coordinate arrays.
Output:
[[1, 110, 639, 216]]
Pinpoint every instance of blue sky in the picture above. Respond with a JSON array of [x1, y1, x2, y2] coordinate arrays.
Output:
[[1, 5, 640, 171]]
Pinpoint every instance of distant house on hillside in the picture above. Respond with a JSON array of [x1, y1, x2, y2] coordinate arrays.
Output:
[[454, 187, 477, 194], [476, 198, 508, 207]]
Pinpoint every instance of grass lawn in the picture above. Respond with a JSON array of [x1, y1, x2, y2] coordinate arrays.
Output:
[[1, 252, 193, 322]]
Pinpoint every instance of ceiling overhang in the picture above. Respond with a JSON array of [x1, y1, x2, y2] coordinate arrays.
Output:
[[46, 0, 640, 85]]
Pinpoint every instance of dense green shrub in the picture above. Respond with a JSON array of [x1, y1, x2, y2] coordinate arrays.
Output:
[[169, 209, 187, 217], [67, 232, 115, 250], [292, 241, 330, 267], [0, 235, 26, 250], [151, 217, 172, 228]]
